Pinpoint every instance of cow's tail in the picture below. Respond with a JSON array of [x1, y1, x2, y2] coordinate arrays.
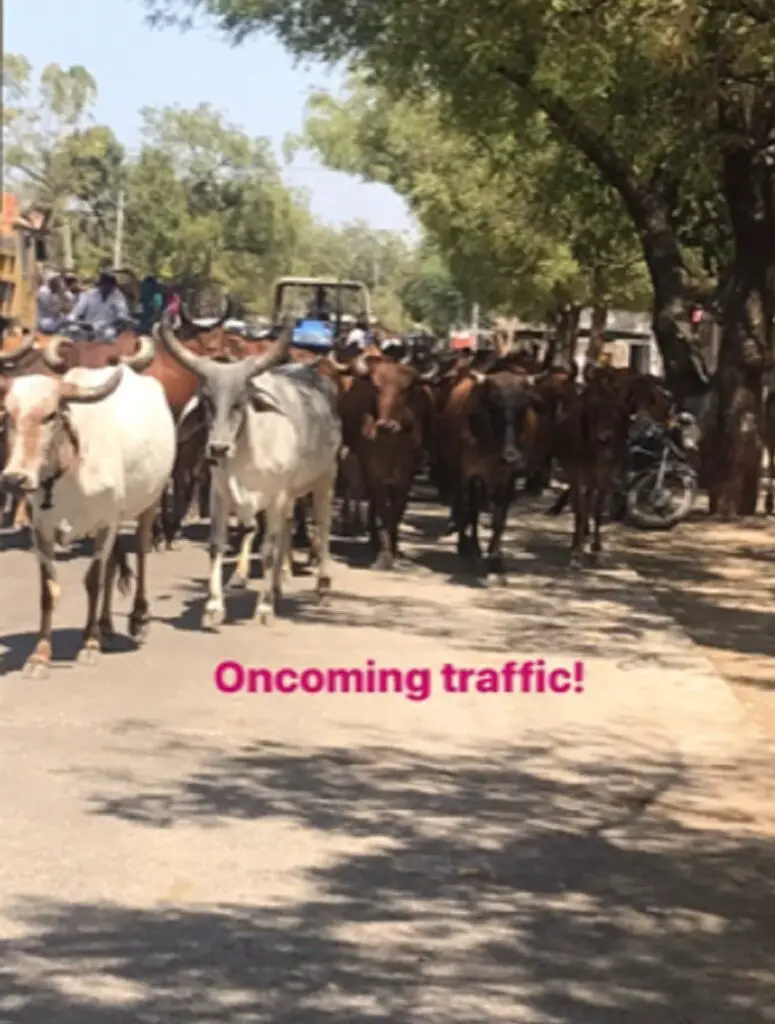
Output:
[[546, 486, 571, 516], [113, 534, 134, 597]]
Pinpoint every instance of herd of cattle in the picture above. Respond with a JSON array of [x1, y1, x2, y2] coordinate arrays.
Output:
[[0, 306, 694, 677]]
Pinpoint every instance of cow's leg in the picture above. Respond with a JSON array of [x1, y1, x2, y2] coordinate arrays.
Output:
[[487, 476, 516, 577], [293, 497, 311, 549], [77, 525, 116, 665], [468, 477, 483, 560], [0, 491, 11, 529], [198, 465, 211, 520], [453, 473, 472, 557], [128, 505, 156, 643], [312, 470, 336, 599], [283, 512, 295, 580], [390, 479, 413, 558], [367, 492, 380, 553], [231, 515, 258, 590], [256, 500, 286, 625], [569, 478, 588, 568], [23, 527, 59, 679], [203, 483, 229, 630], [97, 540, 121, 648], [589, 484, 607, 563], [371, 484, 394, 570], [13, 496, 30, 531], [765, 444, 774, 515]]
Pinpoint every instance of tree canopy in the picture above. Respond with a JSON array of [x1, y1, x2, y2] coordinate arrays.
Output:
[[4, 55, 463, 330], [138, 0, 775, 381], [288, 75, 653, 322]]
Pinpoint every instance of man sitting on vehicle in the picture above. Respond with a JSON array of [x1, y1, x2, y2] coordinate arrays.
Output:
[[306, 286, 332, 322], [36, 272, 74, 332], [68, 268, 130, 337]]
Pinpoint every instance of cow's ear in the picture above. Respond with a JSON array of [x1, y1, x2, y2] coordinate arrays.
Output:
[[248, 386, 282, 414]]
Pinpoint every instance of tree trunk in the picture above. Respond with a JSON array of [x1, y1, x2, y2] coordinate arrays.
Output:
[[706, 90, 775, 516], [497, 68, 709, 400], [587, 300, 608, 365], [552, 302, 581, 367]]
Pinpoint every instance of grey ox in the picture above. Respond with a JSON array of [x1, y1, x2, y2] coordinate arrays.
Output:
[[155, 315, 342, 628]]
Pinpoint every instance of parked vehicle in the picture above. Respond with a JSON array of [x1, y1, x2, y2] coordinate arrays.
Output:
[[615, 412, 699, 529]]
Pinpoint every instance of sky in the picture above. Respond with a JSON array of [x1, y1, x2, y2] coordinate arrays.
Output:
[[5, 0, 417, 235]]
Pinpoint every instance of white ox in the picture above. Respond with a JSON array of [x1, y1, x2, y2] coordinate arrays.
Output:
[[0, 360, 176, 677], [156, 315, 342, 628]]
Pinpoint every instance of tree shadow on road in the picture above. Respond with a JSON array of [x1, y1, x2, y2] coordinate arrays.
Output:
[[4, 733, 775, 1022], [615, 518, 775, 705], [0, 628, 136, 675]]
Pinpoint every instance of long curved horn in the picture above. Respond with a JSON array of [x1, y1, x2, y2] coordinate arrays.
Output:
[[400, 352, 412, 365], [121, 334, 156, 373], [42, 335, 71, 373], [0, 331, 36, 371], [243, 317, 293, 381], [353, 353, 373, 377], [328, 350, 350, 372], [470, 370, 487, 384], [59, 366, 123, 404], [179, 293, 234, 334], [154, 315, 210, 380], [418, 359, 440, 382]]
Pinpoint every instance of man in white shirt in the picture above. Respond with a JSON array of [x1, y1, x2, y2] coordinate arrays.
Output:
[[68, 269, 130, 335], [36, 273, 74, 331]]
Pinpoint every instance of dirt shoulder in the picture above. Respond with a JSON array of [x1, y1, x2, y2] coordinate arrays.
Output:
[[615, 506, 775, 745]]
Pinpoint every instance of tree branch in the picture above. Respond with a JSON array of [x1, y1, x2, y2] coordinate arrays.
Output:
[[494, 65, 643, 209]]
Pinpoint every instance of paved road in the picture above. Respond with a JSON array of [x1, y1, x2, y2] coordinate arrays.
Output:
[[1, 499, 774, 1023]]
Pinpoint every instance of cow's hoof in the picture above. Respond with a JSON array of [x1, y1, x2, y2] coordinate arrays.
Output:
[[129, 616, 149, 644], [99, 624, 117, 650], [76, 642, 101, 667], [569, 553, 584, 571], [229, 572, 248, 590], [316, 575, 332, 602], [203, 604, 225, 630], [256, 604, 275, 626], [376, 551, 394, 571], [488, 554, 505, 576], [766, 496, 774, 515], [22, 658, 50, 680]]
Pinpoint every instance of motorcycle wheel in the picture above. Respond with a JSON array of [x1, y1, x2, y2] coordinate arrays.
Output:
[[625, 469, 697, 530]]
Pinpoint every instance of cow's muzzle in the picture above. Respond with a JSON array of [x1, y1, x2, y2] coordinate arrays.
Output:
[[1, 470, 37, 494], [207, 442, 234, 463], [501, 446, 525, 469], [376, 419, 402, 435]]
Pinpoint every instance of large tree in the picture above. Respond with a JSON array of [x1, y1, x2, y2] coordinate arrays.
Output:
[[140, 0, 772, 394], [289, 76, 653, 359]]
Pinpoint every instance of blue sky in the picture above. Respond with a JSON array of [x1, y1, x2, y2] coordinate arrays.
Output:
[[6, 0, 416, 234]]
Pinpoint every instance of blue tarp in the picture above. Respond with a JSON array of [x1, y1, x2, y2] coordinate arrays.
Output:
[[292, 319, 334, 350]]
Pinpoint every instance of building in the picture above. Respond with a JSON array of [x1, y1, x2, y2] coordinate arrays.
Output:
[[492, 309, 664, 375]]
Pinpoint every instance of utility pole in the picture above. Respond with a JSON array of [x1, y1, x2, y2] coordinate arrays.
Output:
[[113, 188, 125, 267], [62, 216, 73, 270], [0, 0, 4, 198]]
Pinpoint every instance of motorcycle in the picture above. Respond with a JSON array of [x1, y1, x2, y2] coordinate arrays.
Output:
[[614, 412, 699, 530]]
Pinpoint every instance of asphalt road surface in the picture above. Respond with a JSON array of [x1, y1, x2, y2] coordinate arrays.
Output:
[[1, 497, 774, 1023]]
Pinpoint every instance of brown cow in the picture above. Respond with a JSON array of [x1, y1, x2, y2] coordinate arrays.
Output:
[[551, 367, 672, 565], [438, 365, 551, 575], [339, 351, 436, 568]]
